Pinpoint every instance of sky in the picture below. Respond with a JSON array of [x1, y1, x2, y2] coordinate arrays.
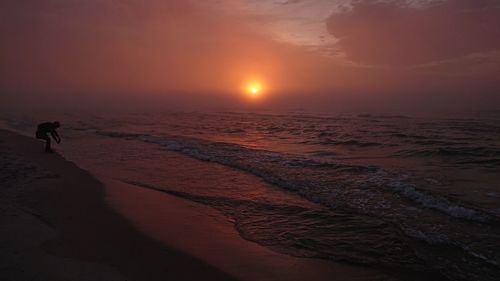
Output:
[[1, 0, 499, 112]]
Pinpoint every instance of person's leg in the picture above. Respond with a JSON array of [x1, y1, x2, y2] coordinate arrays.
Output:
[[36, 132, 53, 152], [45, 137, 52, 152], [39, 135, 52, 152]]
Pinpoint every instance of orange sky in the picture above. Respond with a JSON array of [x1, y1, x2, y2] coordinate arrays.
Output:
[[1, 0, 499, 111]]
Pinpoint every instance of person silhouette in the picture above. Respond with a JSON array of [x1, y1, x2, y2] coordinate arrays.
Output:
[[36, 121, 61, 153]]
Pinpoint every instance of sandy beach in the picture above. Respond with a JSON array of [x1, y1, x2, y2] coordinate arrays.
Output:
[[0, 129, 240, 280], [0, 129, 394, 281]]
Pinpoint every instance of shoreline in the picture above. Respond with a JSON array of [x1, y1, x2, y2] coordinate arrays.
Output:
[[0, 129, 237, 281], [102, 178, 391, 281], [1, 129, 395, 281]]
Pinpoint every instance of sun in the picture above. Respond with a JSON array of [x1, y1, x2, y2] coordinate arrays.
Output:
[[245, 81, 262, 98]]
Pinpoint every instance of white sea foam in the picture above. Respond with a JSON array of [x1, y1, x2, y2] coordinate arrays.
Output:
[[96, 131, 492, 225], [136, 133, 493, 224], [387, 180, 489, 222]]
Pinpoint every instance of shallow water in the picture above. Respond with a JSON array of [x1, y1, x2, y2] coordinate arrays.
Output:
[[3, 111, 500, 280]]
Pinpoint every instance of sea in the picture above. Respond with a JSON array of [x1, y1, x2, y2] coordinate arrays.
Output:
[[2, 110, 500, 281]]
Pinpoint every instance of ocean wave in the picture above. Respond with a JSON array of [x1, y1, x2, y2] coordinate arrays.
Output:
[[123, 180, 500, 281], [227, 128, 246, 133], [357, 114, 412, 119], [385, 178, 490, 222], [138, 134, 377, 173], [411, 140, 465, 146], [388, 133, 429, 139], [121, 180, 429, 270], [315, 138, 383, 147], [308, 150, 338, 157], [457, 158, 500, 166], [95, 130, 146, 139], [98, 130, 494, 223], [394, 146, 500, 158]]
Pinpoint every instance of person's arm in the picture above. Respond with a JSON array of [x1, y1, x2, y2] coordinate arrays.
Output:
[[51, 131, 61, 143]]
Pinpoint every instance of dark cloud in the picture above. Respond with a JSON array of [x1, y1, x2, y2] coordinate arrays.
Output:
[[327, 0, 500, 66]]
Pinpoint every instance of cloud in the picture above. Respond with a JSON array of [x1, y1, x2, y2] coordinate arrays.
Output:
[[1, 0, 499, 111], [412, 50, 500, 78], [326, 0, 500, 66], [0, 0, 323, 99]]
